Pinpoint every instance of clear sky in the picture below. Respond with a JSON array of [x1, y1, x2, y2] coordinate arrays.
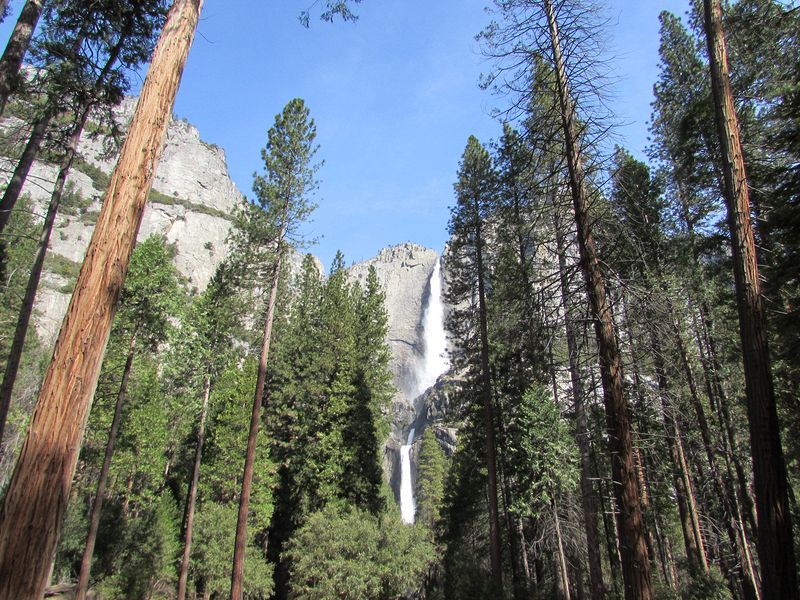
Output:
[[4, 0, 693, 269]]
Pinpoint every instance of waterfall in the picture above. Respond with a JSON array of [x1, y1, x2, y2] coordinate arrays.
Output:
[[415, 258, 449, 397], [400, 428, 416, 524], [399, 256, 450, 524]]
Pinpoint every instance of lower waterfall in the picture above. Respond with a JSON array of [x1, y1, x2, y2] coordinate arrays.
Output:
[[400, 428, 416, 524]]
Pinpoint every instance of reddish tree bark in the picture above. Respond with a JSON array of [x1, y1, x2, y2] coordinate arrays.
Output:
[[702, 1, 798, 598], [0, 1, 203, 597]]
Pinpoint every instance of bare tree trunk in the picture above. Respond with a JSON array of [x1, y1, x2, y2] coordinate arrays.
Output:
[[0, 2, 203, 597], [542, 1, 652, 597], [230, 232, 286, 600], [703, 2, 799, 597], [554, 207, 606, 600], [0, 0, 43, 117], [554, 498, 572, 600], [177, 373, 211, 600], [75, 332, 137, 600], [0, 113, 51, 234]]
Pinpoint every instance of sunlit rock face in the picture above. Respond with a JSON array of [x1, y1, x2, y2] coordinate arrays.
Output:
[[348, 243, 440, 431], [0, 97, 242, 345]]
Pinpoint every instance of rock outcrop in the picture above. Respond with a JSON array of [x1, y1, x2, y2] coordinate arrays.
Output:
[[0, 98, 242, 344], [348, 243, 439, 429]]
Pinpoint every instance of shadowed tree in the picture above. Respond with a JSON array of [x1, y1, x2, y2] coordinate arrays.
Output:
[[702, 0, 798, 597]]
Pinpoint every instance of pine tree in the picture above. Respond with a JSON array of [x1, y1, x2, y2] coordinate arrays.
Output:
[[415, 427, 447, 532], [0, 0, 44, 116], [75, 235, 183, 600], [702, 0, 798, 596], [445, 134, 504, 594], [228, 97, 319, 600]]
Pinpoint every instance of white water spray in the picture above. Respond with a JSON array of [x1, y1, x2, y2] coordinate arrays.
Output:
[[399, 257, 450, 524], [400, 428, 416, 524], [415, 258, 449, 397]]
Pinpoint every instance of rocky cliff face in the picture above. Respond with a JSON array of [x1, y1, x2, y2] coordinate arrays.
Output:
[[0, 97, 241, 345]]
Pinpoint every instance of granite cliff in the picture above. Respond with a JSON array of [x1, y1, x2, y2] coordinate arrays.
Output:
[[1, 97, 241, 345]]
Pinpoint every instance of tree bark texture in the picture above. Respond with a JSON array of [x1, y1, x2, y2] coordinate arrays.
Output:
[[230, 232, 286, 600], [703, 2, 798, 597], [75, 332, 137, 600], [177, 373, 211, 600], [542, 1, 652, 598], [0, 0, 43, 117], [0, 2, 203, 597]]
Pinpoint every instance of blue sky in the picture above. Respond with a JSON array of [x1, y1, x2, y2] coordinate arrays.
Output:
[[5, 0, 692, 269]]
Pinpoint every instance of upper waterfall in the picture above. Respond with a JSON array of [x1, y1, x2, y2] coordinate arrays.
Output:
[[415, 257, 449, 397]]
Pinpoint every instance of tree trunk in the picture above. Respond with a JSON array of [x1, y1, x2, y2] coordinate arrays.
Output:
[[671, 305, 759, 599], [554, 498, 572, 600], [75, 332, 137, 600], [542, 1, 652, 597], [0, 0, 43, 117], [0, 112, 51, 234], [230, 231, 286, 600], [474, 199, 504, 596], [0, 1, 203, 596], [703, 2, 799, 597], [177, 373, 211, 600], [554, 208, 605, 600]]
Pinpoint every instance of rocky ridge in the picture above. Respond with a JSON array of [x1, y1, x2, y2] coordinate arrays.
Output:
[[0, 97, 242, 344]]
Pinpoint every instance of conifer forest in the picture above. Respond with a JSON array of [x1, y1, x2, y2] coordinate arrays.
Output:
[[0, 0, 799, 599]]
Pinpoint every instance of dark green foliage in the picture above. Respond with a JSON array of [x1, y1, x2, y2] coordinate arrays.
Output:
[[191, 501, 274, 599], [439, 417, 492, 600], [201, 360, 275, 526], [94, 495, 181, 600], [505, 385, 577, 519], [265, 252, 395, 598], [0, 194, 45, 454], [416, 428, 448, 531], [284, 504, 435, 600], [114, 234, 183, 346]]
